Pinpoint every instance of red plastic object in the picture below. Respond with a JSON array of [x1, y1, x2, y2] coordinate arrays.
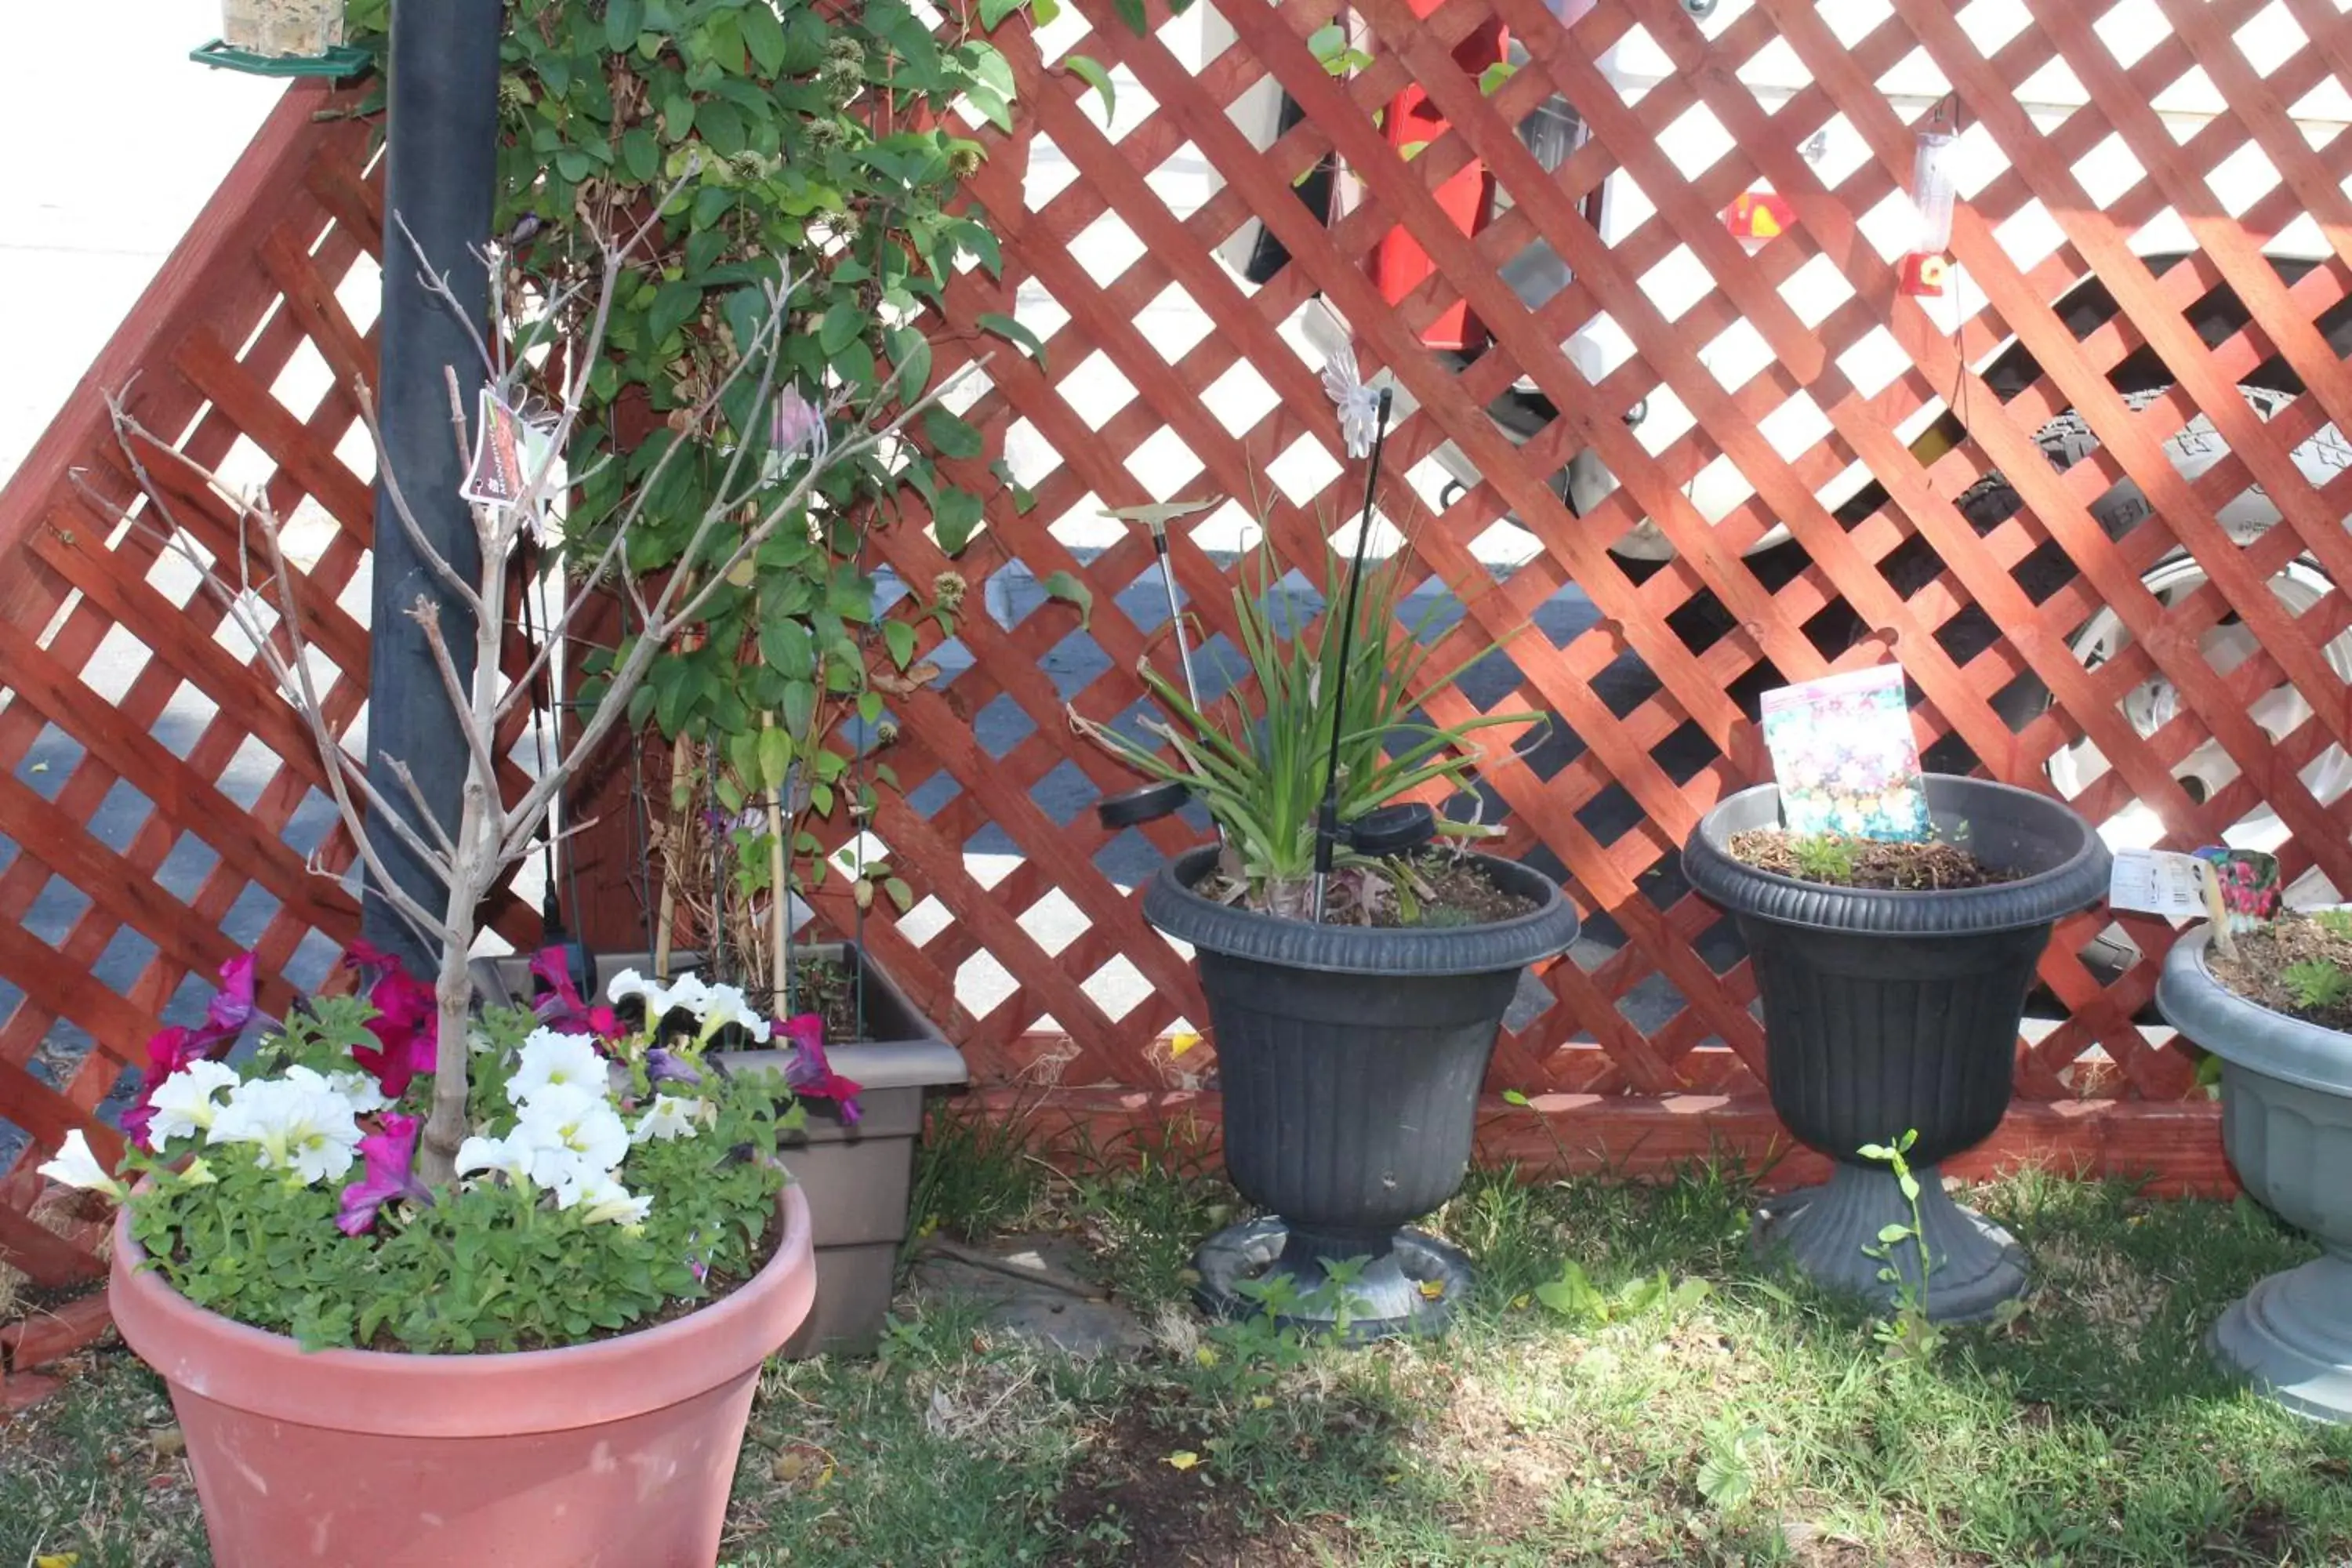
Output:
[[1897, 252, 1949, 297], [1725, 191, 1796, 242], [1371, 1, 1508, 352]]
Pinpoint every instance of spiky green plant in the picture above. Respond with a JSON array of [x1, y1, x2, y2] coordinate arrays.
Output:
[[2282, 959, 2352, 1012], [1069, 533, 1539, 915], [1791, 833, 1859, 885]]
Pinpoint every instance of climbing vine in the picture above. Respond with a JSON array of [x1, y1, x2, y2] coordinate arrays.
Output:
[[347, 0, 1052, 931]]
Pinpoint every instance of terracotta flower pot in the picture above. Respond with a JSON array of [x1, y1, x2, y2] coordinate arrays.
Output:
[[109, 1187, 816, 1568]]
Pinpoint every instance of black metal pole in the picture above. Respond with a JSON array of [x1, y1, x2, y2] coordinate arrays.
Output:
[[361, 0, 503, 975], [1310, 387, 1395, 921]]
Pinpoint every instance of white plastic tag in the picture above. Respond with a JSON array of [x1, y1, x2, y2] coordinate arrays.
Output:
[[2107, 848, 2216, 920]]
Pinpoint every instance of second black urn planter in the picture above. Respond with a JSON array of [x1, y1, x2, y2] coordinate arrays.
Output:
[[1683, 777, 2110, 1321], [1145, 846, 1578, 1340]]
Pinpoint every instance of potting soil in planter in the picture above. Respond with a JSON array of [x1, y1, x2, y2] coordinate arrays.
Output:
[[1726, 829, 2020, 891]]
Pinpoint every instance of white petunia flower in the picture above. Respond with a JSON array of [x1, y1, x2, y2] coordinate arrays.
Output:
[[630, 1094, 701, 1145], [512, 1083, 630, 1189], [146, 1060, 242, 1146], [564, 1169, 653, 1231], [328, 1070, 390, 1115], [684, 978, 771, 1044], [506, 1029, 612, 1105], [456, 1131, 535, 1186], [606, 967, 771, 1043], [208, 1073, 364, 1185], [1321, 347, 1381, 459], [38, 1129, 125, 1200]]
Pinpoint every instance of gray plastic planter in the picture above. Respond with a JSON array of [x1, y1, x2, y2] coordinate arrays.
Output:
[[1144, 845, 1578, 1340], [2158, 927, 2352, 1424], [1684, 777, 2110, 1322], [472, 942, 964, 1356]]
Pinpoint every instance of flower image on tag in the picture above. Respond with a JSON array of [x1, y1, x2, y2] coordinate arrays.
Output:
[[1758, 664, 1929, 840]]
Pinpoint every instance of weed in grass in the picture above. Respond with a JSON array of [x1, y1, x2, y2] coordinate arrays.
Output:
[[906, 1099, 1051, 1248], [1859, 1129, 1947, 1366]]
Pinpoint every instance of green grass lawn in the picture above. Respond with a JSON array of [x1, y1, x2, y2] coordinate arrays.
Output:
[[7, 1122, 2350, 1566]]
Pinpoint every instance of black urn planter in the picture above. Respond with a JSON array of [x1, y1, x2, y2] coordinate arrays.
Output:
[[1682, 777, 2110, 1321], [1144, 846, 1578, 1339]]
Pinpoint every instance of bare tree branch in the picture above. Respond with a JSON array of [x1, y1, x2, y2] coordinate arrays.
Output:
[[354, 379, 488, 619]]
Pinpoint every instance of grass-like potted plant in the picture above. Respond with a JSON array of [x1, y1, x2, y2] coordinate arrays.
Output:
[[2158, 909, 2352, 1422], [1072, 412, 1577, 1338], [38, 180, 977, 1561], [1683, 779, 2109, 1320]]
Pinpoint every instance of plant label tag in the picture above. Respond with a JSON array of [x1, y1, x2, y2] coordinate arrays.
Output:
[[1758, 664, 1929, 841], [2107, 848, 2217, 920], [2192, 846, 2281, 933], [461, 390, 555, 517]]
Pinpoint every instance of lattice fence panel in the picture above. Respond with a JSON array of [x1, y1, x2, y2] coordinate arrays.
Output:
[[0, 83, 541, 1285], [808, 0, 2352, 1167]]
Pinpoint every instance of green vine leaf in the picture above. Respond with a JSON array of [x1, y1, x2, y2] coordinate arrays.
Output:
[[883, 619, 919, 670], [924, 407, 985, 460], [1065, 53, 1116, 123], [1040, 569, 1094, 630], [975, 311, 1047, 371], [933, 487, 985, 555]]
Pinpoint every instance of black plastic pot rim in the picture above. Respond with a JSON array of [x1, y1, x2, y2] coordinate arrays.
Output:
[[1141, 844, 1580, 977], [1682, 778, 2111, 937]]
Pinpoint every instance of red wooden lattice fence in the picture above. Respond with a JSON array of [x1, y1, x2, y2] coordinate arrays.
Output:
[[17, 0, 2352, 1316], [0, 83, 538, 1385]]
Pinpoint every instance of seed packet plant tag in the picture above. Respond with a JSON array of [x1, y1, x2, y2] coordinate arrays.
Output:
[[2193, 847, 2281, 935], [1758, 664, 1929, 840], [460, 389, 554, 513], [2108, 847, 2224, 927]]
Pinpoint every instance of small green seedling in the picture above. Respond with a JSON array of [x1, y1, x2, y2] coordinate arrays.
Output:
[[1791, 834, 1858, 884], [1858, 1129, 1944, 1365], [1533, 1259, 1711, 1325], [2282, 960, 2352, 1011], [2314, 908, 2352, 942]]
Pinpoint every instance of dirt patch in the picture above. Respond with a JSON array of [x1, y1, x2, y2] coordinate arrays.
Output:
[[2208, 913, 2352, 1031], [1728, 829, 2018, 891], [1051, 1395, 1338, 1566]]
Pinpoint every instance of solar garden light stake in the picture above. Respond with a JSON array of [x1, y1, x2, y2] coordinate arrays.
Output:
[[1312, 386, 1396, 923]]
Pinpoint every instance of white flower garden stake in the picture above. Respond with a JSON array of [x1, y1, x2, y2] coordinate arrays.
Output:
[[1322, 347, 1381, 460]]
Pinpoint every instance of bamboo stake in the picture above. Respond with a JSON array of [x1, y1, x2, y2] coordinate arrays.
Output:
[[765, 713, 789, 1004]]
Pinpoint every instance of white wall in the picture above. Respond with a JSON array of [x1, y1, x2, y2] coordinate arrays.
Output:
[[0, 2, 279, 481]]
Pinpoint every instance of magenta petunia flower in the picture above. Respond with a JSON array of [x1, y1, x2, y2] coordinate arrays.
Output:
[[336, 1113, 434, 1236], [776, 1013, 863, 1124], [344, 947, 438, 1100], [123, 954, 267, 1149], [528, 946, 623, 1041]]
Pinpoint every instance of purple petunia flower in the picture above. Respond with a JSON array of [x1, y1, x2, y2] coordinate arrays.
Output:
[[336, 1113, 434, 1236]]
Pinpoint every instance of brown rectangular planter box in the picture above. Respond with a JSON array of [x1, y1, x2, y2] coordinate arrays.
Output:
[[472, 942, 964, 1356]]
